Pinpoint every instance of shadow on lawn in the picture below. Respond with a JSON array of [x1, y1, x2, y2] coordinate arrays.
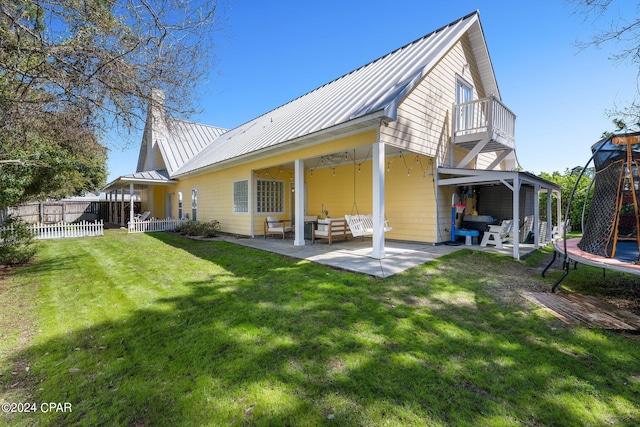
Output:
[[2, 232, 640, 425]]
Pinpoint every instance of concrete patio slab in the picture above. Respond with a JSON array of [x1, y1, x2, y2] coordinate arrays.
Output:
[[218, 236, 541, 278]]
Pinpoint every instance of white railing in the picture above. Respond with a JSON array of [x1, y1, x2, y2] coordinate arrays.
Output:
[[453, 96, 516, 147], [0, 220, 104, 240], [128, 218, 185, 233]]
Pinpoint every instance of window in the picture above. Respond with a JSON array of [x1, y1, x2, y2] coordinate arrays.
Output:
[[233, 180, 249, 213], [178, 191, 183, 219], [256, 179, 284, 214], [191, 188, 198, 221]]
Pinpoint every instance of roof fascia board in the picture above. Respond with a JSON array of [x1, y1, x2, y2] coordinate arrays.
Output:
[[468, 15, 500, 99], [174, 111, 388, 178], [102, 177, 176, 192], [384, 12, 480, 120], [437, 167, 559, 190]]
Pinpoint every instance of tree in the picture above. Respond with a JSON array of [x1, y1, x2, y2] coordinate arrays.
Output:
[[569, 0, 640, 122], [540, 167, 594, 232], [0, 0, 222, 206]]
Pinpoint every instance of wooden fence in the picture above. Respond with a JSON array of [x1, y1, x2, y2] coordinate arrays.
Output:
[[1, 220, 104, 240], [128, 218, 185, 233]]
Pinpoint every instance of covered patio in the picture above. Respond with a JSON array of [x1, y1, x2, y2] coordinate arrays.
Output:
[[102, 170, 176, 227], [437, 168, 562, 259]]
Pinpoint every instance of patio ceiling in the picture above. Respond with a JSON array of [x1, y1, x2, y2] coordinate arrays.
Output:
[[256, 144, 423, 174]]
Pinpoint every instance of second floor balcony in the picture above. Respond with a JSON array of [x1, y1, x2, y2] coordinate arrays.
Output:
[[452, 96, 516, 168]]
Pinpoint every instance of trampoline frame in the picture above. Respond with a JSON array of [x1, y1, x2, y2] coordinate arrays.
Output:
[[544, 130, 640, 292]]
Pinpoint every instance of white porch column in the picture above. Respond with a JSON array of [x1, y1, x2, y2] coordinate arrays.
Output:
[[109, 191, 113, 224], [294, 159, 305, 246], [114, 189, 119, 224], [533, 184, 540, 248], [120, 186, 125, 226], [129, 183, 135, 227], [556, 190, 562, 236], [372, 138, 386, 259], [546, 189, 553, 241], [512, 177, 521, 259]]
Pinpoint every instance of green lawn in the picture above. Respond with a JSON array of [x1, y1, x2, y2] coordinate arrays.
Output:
[[1, 230, 639, 426]]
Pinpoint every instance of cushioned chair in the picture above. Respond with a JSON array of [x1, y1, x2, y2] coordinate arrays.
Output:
[[264, 216, 292, 239], [312, 218, 350, 245]]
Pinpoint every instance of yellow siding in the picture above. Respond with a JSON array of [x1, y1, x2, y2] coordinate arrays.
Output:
[[153, 186, 166, 218], [169, 131, 377, 237], [306, 154, 438, 242], [176, 164, 253, 235], [134, 32, 503, 244]]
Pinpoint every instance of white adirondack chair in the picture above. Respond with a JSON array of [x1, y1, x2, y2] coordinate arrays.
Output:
[[480, 220, 513, 249]]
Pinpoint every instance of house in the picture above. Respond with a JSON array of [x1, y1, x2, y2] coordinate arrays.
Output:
[[103, 11, 560, 259]]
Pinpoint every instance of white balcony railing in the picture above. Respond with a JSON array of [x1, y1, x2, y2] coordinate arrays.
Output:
[[453, 96, 516, 149]]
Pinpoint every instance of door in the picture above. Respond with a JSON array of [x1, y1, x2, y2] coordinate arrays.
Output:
[[456, 78, 474, 133]]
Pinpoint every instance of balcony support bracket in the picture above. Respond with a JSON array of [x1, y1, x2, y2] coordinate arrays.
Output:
[[487, 149, 514, 170], [456, 137, 490, 169]]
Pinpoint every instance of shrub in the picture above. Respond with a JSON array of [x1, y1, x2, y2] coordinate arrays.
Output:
[[175, 220, 221, 238], [200, 220, 221, 238], [0, 216, 38, 265]]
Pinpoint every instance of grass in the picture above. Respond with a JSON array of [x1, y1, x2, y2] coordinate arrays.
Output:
[[0, 230, 639, 426]]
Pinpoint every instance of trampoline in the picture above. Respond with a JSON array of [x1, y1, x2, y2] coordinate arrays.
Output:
[[544, 129, 640, 291]]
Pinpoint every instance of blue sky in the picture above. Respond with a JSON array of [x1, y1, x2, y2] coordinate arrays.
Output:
[[106, 0, 639, 182]]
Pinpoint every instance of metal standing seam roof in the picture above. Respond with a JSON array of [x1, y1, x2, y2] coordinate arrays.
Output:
[[102, 169, 174, 191], [158, 120, 228, 176], [175, 11, 497, 177]]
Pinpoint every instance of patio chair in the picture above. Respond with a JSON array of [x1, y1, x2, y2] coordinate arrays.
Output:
[[264, 216, 292, 239], [480, 219, 513, 249], [135, 211, 151, 221], [551, 219, 571, 240], [312, 218, 350, 245]]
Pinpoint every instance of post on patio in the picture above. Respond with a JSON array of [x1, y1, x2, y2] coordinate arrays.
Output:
[[294, 159, 305, 246], [546, 189, 553, 241], [115, 188, 119, 224], [120, 186, 125, 226], [534, 184, 540, 248], [129, 183, 135, 226], [109, 191, 113, 224], [556, 190, 562, 236], [372, 137, 385, 259], [512, 177, 521, 259]]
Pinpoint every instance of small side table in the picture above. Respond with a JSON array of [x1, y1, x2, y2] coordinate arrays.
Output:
[[456, 229, 479, 246]]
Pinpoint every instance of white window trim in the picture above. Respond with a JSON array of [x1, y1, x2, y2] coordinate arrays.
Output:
[[191, 187, 198, 221], [233, 179, 249, 214]]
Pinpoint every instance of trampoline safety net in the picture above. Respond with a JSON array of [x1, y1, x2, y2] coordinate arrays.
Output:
[[578, 132, 640, 260]]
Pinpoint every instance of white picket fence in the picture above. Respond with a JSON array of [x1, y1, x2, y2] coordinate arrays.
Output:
[[128, 218, 185, 233], [0, 220, 104, 240]]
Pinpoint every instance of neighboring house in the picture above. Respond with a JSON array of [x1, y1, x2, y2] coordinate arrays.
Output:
[[103, 11, 560, 259]]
